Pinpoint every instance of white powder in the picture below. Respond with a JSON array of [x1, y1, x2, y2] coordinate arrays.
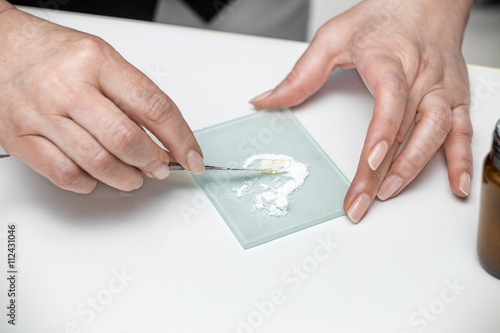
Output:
[[233, 154, 309, 216]]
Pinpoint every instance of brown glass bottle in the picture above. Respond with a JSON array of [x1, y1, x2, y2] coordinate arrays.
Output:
[[477, 120, 500, 279]]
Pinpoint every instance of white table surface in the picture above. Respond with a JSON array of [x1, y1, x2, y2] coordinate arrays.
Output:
[[1, 8, 500, 333]]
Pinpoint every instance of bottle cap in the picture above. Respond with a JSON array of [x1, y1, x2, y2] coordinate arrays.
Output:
[[495, 119, 500, 150], [493, 119, 500, 168]]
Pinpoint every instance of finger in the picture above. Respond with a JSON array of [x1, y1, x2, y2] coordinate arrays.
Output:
[[344, 142, 401, 223], [249, 33, 340, 110], [343, 56, 415, 223], [68, 87, 171, 180], [343, 98, 417, 223], [356, 54, 411, 172], [377, 92, 452, 201], [41, 115, 144, 192], [443, 103, 473, 197], [97, 55, 205, 174], [8, 135, 97, 193]]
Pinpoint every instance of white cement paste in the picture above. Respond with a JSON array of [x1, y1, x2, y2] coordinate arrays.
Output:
[[233, 154, 309, 216]]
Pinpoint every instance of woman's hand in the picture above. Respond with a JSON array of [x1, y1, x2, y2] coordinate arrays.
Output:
[[250, 0, 474, 223], [0, 4, 205, 193]]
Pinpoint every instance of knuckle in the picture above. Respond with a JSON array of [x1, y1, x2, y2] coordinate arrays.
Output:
[[143, 91, 175, 125], [405, 148, 427, 170], [143, 149, 168, 172], [451, 125, 474, 143], [313, 24, 331, 42], [5, 107, 36, 135], [428, 108, 452, 141], [382, 72, 409, 99], [67, 35, 109, 62], [52, 159, 83, 189], [75, 138, 97, 157], [447, 102, 473, 143], [397, 152, 423, 178], [108, 121, 141, 155], [88, 148, 116, 174]]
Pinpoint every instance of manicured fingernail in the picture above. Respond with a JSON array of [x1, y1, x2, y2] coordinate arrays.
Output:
[[152, 162, 170, 180], [377, 174, 403, 201], [459, 172, 471, 196], [368, 141, 388, 171], [135, 176, 144, 190], [187, 150, 205, 174], [249, 89, 273, 105], [347, 193, 371, 223]]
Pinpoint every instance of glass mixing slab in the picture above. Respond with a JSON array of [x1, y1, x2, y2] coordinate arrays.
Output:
[[192, 109, 350, 249]]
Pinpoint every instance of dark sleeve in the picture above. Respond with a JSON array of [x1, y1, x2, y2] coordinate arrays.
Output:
[[9, 0, 158, 21]]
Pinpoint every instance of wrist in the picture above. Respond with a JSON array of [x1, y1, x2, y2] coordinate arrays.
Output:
[[423, 0, 473, 23], [413, 0, 473, 45]]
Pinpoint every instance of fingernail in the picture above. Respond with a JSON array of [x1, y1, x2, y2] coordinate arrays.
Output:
[[187, 150, 205, 174], [368, 141, 388, 171], [135, 176, 144, 190], [152, 162, 170, 180], [377, 174, 403, 201], [249, 89, 273, 105], [459, 172, 471, 196], [347, 193, 371, 223]]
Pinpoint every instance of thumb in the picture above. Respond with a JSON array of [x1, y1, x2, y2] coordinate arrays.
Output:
[[250, 39, 338, 110]]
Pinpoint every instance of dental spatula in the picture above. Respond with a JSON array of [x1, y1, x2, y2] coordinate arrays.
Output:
[[168, 162, 284, 174], [0, 154, 285, 174]]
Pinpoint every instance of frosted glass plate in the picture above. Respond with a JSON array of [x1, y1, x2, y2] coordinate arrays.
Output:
[[192, 109, 350, 249]]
